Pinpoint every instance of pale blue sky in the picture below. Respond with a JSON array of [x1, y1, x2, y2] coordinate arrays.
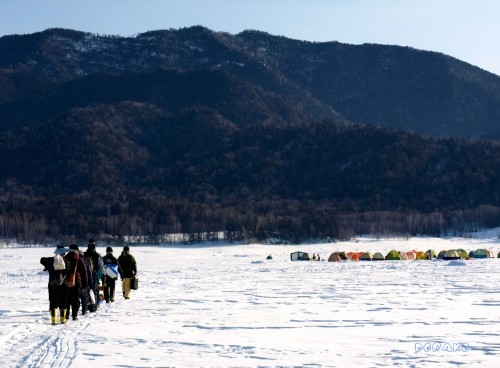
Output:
[[1, 0, 499, 75]]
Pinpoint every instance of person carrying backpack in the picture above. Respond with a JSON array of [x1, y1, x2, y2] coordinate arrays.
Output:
[[83, 239, 105, 312], [118, 246, 137, 299], [40, 244, 70, 325], [102, 247, 119, 303]]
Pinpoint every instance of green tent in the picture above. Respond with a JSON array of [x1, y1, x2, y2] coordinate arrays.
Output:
[[443, 249, 460, 260], [385, 249, 401, 260], [360, 252, 373, 261], [437, 250, 447, 259], [372, 252, 385, 261], [473, 249, 488, 259], [425, 249, 437, 259], [456, 248, 469, 259]]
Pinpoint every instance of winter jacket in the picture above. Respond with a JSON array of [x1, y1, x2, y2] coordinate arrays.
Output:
[[64, 250, 78, 287], [118, 251, 137, 278], [64, 250, 88, 288], [103, 252, 118, 266], [78, 250, 92, 288], [40, 256, 68, 286], [103, 252, 119, 282], [84, 248, 105, 280], [77, 255, 89, 288]]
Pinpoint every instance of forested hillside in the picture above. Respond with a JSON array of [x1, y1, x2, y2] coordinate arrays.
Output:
[[1, 101, 499, 243], [0, 27, 500, 243]]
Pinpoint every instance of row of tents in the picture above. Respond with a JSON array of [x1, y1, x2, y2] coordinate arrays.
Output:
[[291, 249, 498, 262]]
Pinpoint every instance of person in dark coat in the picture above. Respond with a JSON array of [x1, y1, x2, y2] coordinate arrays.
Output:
[[83, 239, 105, 311], [40, 245, 70, 324], [64, 244, 88, 321], [118, 246, 137, 299], [102, 246, 119, 303], [78, 249, 92, 315]]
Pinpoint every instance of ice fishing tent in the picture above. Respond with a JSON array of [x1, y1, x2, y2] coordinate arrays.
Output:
[[360, 252, 373, 261], [290, 251, 310, 261], [338, 252, 349, 260], [405, 251, 416, 261], [425, 249, 437, 259], [385, 250, 401, 260], [328, 253, 342, 262], [456, 248, 469, 259], [399, 251, 408, 260], [443, 250, 460, 260], [347, 252, 360, 261], [328, 252, 348, 262], [437, 250, 446, 259], [372, 252, 385, 261], [415, 251, 426, 260], [473, 249, 487, 259]]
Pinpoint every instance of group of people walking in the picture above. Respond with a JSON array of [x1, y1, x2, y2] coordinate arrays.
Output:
[[40, 240, 137, 325]]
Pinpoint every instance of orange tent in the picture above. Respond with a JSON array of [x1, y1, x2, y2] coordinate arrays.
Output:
[[347, 252, 360, 261], [415, 251, 426, 260]]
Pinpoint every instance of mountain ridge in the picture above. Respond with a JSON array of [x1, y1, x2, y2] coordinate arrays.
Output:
[[1, 26, 500, 138]]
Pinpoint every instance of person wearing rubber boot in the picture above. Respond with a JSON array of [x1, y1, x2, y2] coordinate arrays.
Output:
[[40, 245, 70, 324]]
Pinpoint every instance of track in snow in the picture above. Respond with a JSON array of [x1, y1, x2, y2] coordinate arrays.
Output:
[[1, 302, 118, 368]]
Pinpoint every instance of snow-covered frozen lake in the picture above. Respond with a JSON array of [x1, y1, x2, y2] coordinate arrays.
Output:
[[1, 233, 499, 367]]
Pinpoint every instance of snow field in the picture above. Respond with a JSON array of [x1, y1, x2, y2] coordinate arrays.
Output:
[[1, 234, 499, 367]]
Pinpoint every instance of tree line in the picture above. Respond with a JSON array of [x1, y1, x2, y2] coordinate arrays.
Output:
[[1, 103, 500, 244]]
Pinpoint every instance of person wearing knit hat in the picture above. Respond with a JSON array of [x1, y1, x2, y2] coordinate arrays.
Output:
[[87, 239, 96, 250], [102, 246, 119, 303], [54, 244, 70, 255], [118, 246, 137, 299]]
